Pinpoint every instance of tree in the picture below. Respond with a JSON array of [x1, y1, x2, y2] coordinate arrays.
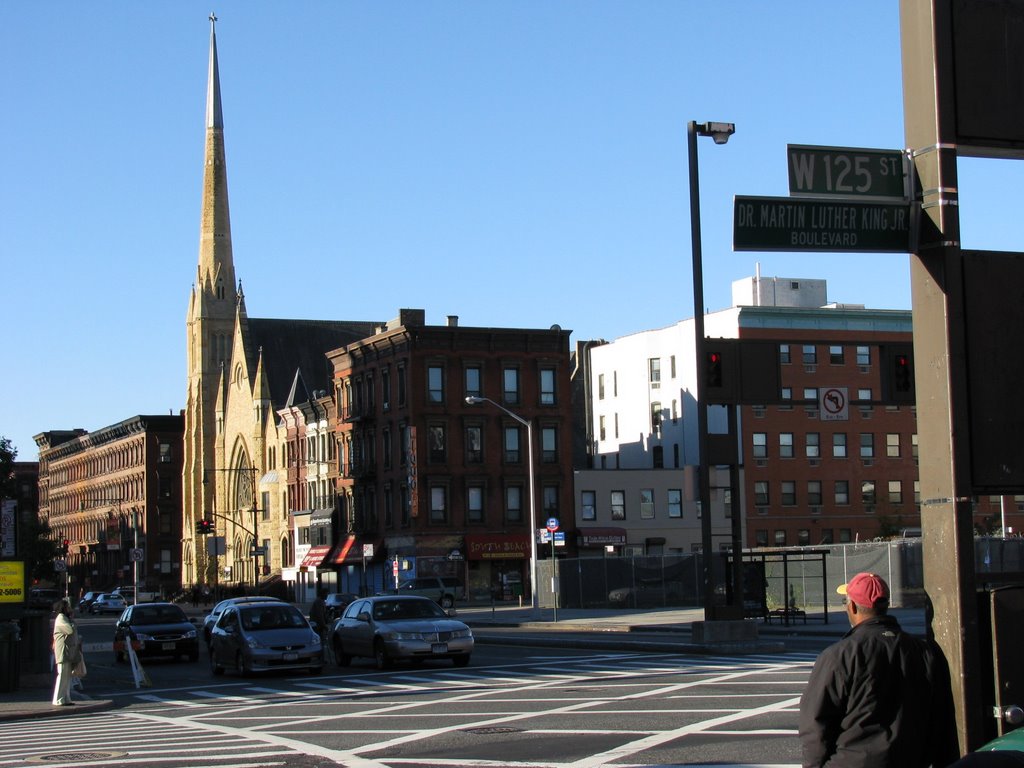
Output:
[[1, 435, 58, 582], [0, 436, 14, 500]]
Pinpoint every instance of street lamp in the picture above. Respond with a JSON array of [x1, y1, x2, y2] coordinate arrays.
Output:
[[688, 119, 735, 621], [203, 465, 261, 592], [465, 395, 539, 614]]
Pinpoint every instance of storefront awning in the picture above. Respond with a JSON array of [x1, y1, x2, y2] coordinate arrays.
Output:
[[325, 536, 382, 565], [309, 508, 334, 528], [577, 527, 628, 547], [298, 544, 332, 568]]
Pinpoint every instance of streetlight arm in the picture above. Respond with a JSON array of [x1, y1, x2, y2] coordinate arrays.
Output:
[[464, 396, 528, 428]]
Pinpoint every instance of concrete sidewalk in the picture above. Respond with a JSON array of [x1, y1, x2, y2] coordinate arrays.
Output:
[[0, 603, 926, 723]]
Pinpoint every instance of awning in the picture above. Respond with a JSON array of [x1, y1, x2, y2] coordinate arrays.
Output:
[[309, 508, 334, 528], [298, 545, 332, 568], [258, 471, 279, 487], [577, 527, 628, 547], [326, 536, 383, 565]]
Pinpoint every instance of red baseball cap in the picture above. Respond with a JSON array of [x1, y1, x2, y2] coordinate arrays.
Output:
[[837, 572, 889, 608]]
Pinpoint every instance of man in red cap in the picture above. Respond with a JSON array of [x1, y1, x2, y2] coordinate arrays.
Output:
[[798, 572, 956, 767]]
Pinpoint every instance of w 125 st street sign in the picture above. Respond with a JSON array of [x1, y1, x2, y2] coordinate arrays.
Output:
[[733, 195, 915, 252], [788, 145, 907, 200]]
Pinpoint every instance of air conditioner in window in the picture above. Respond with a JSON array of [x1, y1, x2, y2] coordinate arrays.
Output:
[[805, 365, 817, 373], [756, 459, 767, 467]]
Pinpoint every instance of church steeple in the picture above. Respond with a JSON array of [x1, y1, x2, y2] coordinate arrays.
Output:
[[197, 12, 235, 302]]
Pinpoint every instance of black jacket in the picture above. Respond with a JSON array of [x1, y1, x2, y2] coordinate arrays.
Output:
[[798, 614, 957, 768]]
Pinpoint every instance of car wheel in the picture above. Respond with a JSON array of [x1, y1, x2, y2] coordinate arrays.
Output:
[[210, 650, 223, 676], [332, 638, 351, 667], [374, 639, 392, 670], [440, 595, 454, 610], [452, 654, 471, 668]]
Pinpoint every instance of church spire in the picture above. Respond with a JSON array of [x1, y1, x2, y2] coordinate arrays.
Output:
[[197, 11, 235, 305]]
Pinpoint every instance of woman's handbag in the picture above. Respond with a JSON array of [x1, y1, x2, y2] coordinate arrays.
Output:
[[72, 655, 87, 679]]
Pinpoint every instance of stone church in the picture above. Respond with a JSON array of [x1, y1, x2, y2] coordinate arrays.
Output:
[[182, 17, 379, 590]]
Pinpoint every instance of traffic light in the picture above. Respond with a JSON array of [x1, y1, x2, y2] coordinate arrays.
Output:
[[195, 518, 214, 535], [883, 344, 914, 404], [706, 350, 723, 388], [60, 540, 69, 556]]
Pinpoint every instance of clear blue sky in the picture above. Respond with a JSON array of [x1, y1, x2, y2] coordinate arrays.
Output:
[[2, 2, 1022, 462]]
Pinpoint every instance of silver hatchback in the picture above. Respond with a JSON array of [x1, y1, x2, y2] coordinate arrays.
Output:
[[209, 601, 323, 676]]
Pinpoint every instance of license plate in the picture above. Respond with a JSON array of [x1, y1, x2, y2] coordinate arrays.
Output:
[[431, 642, 448, 654], [283, 652, 298, 661], [162, 642, 175, 651]]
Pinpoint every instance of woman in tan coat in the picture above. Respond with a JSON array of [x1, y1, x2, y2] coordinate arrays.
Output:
[[51, 599, 81, 706]]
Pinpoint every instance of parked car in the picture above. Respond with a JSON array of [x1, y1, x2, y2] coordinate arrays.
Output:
[[77, 591, 103, 613], [112, 585, 161, 603], [202, 596, 285, 648], [113, 602, 199, 662], [90, 593, 127, 615], [29, 588, 61, 610], [209, 601, 323, 676], [390, 577, 459, 609], [324, 592, 358, 623], [331, 595, 473, 670]]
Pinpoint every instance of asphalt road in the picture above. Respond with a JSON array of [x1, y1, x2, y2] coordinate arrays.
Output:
[[10, 617, 817, 768]]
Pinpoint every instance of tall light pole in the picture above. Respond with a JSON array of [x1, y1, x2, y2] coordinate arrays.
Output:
[[465, 395, 538, 614], [689, 119, 735, 621]]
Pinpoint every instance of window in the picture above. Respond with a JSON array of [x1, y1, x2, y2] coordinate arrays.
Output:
[[428, 365, 444, 403], [887, 433, 901, 458], [779, 433, 794, 458], [428, 425, 446, 463], [806, 432, 820, 458], [839, 528, 853, 543], [505, 486, 522, 522], [466, 425, 482, 463], [803, 387, 819, 401], [540, 367, 556, 405], [798, 529, 811, 546], [381, 366, 391, 410], [775, 529, 787, 546], [503, 367, 520, 405], [465, 486, 483, 523], [159, 442, 172, 463], [598, 373, 605, 400], [862, 480, 876, 504], [754, 481, 770, 506], [610, 490, 625, 520], [397, 364, 407, 406], [888, 480, 903, 504], [912, 433, 919, 459], [640, 489, 655, 519], [504, 426, 521, 463], [803, 345, 817, 364], [599, 415, 606, 442], [581, 490, 596, 521], [667, 489, 682, 518], [856, 345, 871, 365], [670, 355, 677, 378], [860, 433, 875, 458], [833, 433, 848, 458], [752, 433, 767, 458], [465, 366, 482, 398], [807, 480, 822, 505], [541, 427, 557, 463], [829, 345, 844, 364], [821, 529, 834, 544], [652, 445, 664, 468], [649, 358, 661, 389], [779, 344, 791, 364], [543, 486, 558, 515], [835, 480, 850, 505], [781, 481, 796, 506], [756, 529, 769, 546], [857, 388, 873, 401], [651, 402, 663, 436]]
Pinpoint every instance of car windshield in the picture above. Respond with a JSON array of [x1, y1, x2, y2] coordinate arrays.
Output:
[[372, 600, 445, 621], [240, 605, 305, 631], [133, 606, 186, 624]]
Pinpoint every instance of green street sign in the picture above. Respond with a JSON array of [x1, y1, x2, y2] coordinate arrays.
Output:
[[787, 145, 907, 200], [733, 195, 915, 252]]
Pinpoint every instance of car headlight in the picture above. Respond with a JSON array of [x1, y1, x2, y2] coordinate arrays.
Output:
[[310, 632, 321, 646], [135, 632, 154, 642], [183, 629, 197, 639], [246, 636, 265, 650], [450, 628, 472, 639]]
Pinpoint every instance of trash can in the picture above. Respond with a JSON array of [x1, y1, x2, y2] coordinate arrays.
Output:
[[0, 620, 21, 692]]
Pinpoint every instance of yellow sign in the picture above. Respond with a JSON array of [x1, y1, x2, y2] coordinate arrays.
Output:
[[0, 561, 25, 603]]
